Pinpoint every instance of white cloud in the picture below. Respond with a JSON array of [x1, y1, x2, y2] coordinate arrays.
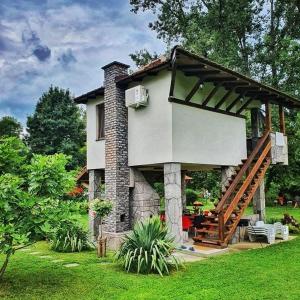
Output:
[[0, 0, 165, 124]]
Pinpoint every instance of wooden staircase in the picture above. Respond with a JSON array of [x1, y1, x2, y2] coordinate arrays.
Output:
[[193, 130, 271, 248]]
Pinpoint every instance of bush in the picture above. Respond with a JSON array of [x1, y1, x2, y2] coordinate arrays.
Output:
[[116, 217, 180, 276], [153, 182, 164, 198], [266, 182, 280, 206], [185, 189, 198, 206], [50, 221, 92, 253]]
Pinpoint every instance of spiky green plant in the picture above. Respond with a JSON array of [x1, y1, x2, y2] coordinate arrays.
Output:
[[50, 221, 92, 253], [116, 217, 180, 276]]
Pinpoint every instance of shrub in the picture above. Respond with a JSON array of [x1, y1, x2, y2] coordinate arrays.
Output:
[[153, 182, 164, 198], [266, 182, 280, 206], [28, 153, 75, 198], [185, 189, 198, 206], [50, 221, 92, 253], [116, 217, 180, 276]]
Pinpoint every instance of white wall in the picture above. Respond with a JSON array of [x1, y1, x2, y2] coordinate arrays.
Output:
[[128, 70, 173, 166], [86, 97, 105, 170], [86, 68, 248, 170], [127, 69, 247, 167], [170, 69, 247, 166], [172, 103, 247, 166]]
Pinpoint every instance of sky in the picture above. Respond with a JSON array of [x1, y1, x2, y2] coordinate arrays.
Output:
[[0, 0, 165, 125]]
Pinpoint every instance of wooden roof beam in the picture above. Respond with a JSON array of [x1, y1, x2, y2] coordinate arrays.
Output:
[[203, 76, 237, 83], [202, 83, 222, 107], [235, 86, 261, 94], [185, 78, 204, 102], [215, 89, 234, 109], [226, 92, 247, 112], [223, 81, 250, 89], [177, 64, 206, 70], [184, 70, 221, 77], [236, 98, 254, 114]]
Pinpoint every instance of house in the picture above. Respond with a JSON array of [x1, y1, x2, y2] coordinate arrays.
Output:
[[74, 46, 300, 249]]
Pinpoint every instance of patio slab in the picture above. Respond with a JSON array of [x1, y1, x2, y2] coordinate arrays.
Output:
[[173, 251, 206, 262], [228, 235, 296, 252], [177, 243, 229, 258]]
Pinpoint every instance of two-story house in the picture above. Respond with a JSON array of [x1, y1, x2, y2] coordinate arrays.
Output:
[[75, 46, 300, 249]]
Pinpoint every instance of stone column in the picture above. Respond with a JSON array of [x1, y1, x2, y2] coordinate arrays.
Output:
[[181, 171, 187, 209], [253, 180, 266, 221], [88, 169, 102, 240], [251, 108, 266, 221], [102, 61, 131, 249], [164, 163, 183, 245], [130, 168, 160, 227], [221, 166, 236, 193]]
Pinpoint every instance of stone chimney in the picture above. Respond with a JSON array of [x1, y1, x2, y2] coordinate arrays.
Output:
[[102, 61, 130, 241]]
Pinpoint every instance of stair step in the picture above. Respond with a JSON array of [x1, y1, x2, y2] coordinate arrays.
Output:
[[193, 240, 226, 249], [201, 222, 233, 228]]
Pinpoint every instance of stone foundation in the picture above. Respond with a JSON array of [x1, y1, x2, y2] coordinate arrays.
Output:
[[164, 163, 183, 245], [130, 168, 160, 227], [103, 231, 131, 251], [88, 169, 103, 241], [253, 181, 266, 221], [221, 166, 236, 193]]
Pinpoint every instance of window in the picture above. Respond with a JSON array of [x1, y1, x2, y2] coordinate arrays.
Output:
[[96, 103, 105, 140]]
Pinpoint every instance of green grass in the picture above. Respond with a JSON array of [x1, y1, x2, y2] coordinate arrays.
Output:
[[1, 236, 300, 299], [245, 205, 300, 222], [2, 206, 300, 300]]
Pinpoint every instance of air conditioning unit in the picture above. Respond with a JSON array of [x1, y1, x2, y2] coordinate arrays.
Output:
[[125, 85, 148, 108]]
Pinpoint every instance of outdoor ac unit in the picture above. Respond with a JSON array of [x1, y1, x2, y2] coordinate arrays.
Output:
[[125, 85, 148, 108]]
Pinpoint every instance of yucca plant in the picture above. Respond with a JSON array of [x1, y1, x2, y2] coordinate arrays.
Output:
[[50, 221, 92, 253], [116, 217, 180, 276]]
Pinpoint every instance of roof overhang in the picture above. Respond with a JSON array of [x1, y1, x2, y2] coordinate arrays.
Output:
[[172, 47, 300, 109], [74, 87, 104, 104], [75, 46, 300, 109], [116, 46, 300, 109]]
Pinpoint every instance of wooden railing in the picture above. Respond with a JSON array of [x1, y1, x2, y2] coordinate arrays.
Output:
[[217, 130, 271, 243], [223, 141, 271, 222], [224, 158, 271, 244], [215, 130, 270, 214]]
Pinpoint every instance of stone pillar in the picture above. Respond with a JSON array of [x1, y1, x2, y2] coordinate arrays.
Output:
[[253, 180, 266, 221], [130, 168, 160, 227], [251, 108, 266, 221], [181, 171, 187, 209], [88, 169, 102, 240], [164, 163, 183, 245], [221, 166, 236, 193], [102, 61, 130, 249]]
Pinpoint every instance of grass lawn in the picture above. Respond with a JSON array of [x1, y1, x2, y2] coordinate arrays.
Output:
[[1, 236, 300, 299], [1, 207, 300, 300]]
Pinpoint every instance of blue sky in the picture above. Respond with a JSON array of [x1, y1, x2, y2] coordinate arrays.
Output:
[[0, 0, 165, 125]]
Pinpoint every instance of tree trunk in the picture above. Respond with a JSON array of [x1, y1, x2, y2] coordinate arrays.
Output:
[[0, 252, 11, 280]]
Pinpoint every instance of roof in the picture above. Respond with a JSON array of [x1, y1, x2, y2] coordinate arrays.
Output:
[[74, 87, 104, 104], [75, 46, 300, 108]]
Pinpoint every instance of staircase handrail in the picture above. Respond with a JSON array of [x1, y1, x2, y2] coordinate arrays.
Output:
[[223, 141, 271, 223], [215, 130, 270, 214]]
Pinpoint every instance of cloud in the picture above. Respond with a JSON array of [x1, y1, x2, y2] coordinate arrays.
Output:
[[33, 45, 51, 61], [58, 49, 77, 67], [22, 29, 40, 46], [0, 0, 165, 125]]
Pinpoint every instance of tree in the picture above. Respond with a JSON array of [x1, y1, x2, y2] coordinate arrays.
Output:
[[130, 0, 300, 199], [0, 137, 76, 279], [130, 0, 264, 74], [0, 137, 29, 176], [130, 49, 159, 68], [130, 1, 300, 93], [26, 86, 86, 169], [0, 116, 22, 138]]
